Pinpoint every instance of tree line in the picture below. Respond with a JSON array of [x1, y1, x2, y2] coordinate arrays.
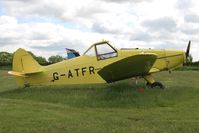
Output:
[[0, 51, 65, 66], [184, 55, 199, 66], [0, 51, 199, 67]]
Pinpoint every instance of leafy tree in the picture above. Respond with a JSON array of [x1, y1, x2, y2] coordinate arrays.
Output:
[[27, 51, 48, 65], [0, 50, 64, 66], [48, 55, 64, 64], [27, 51, 37, 59], [187, 54, 193, 63], [35, 56, 48, 65], [0, 52, 13, 66], [186, 54, 193, 66]]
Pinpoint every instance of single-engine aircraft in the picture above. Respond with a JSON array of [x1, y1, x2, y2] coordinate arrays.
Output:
[[8, 40, 191, 89]]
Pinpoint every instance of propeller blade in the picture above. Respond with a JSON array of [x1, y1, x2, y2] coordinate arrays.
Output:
[[186, 40, 191, 59]]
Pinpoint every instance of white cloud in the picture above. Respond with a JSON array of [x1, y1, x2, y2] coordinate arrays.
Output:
[[0, 0, 199, 61], [101, 0, 153, 3], [142, 17, 177, 32], [184, 14, 199, 23], [175, 0, 193, 10]]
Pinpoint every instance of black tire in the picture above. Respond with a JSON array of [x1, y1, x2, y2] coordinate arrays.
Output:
[[150, 82, 164, 89], [146, 82, 151, 86], [24, 83, 30, 88]]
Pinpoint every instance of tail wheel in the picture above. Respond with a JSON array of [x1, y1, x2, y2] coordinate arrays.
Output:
[[24, 83, 30, 88]]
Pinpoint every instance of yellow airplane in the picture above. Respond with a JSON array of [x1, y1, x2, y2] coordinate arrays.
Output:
[[8, 40, 191, 89]]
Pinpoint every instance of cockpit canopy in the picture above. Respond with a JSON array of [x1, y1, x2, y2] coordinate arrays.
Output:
[[84, 41, 117, 60]]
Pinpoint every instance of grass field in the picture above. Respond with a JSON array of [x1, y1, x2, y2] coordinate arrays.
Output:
[[0, 70, 199, 133]]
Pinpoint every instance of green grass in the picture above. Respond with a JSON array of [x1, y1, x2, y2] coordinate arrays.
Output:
[[0, 66, 12, 70], [176, 66, 199, 71], [0, 70, 199, 133]]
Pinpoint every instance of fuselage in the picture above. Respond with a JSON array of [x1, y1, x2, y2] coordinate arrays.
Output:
[[23, 47, 185, 86]]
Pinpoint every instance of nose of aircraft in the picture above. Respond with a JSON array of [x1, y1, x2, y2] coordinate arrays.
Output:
[[183, 51, 187, 65]]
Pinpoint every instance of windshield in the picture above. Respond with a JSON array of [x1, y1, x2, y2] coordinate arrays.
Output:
[[84, 42, 117, 60], [84, 46, 95, 56]]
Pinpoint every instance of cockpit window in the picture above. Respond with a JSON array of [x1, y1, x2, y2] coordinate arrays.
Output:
[[84, 46, 95, 56], [84, 42, 117, 60], [96, 43, 117, 60]]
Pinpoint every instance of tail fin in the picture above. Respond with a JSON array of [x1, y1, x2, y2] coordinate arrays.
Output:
[[11, 48, 43, 74], [8, 48, 44, 86]]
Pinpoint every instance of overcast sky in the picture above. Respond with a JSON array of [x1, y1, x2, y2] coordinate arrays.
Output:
[[0, 0, 198, 61]]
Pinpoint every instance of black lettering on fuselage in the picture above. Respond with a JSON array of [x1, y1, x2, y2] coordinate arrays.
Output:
[[82, 67, 86, 76], [74, 68, 80, 77], [53, 66, 95, 81], [68, 70, 73, 78], [53, 72, 59, 80], [89, 66, 95, 74]]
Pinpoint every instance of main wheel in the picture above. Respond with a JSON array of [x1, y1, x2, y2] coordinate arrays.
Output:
[[151, 82, 164, 89], [146, 82, 151, 86]]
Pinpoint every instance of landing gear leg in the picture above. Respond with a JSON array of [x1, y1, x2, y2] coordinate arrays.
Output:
[[144, 75, 164, 89]]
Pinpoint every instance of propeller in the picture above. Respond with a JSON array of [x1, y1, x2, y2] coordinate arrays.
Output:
[[184, 40, 192, 65], [186, 40, 191, 59]]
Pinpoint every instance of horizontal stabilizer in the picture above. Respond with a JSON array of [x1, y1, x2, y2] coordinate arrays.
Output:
[[8, 71, 27, 77]]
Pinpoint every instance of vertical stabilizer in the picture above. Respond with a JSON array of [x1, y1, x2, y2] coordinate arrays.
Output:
[[8, 48, 44, 86]]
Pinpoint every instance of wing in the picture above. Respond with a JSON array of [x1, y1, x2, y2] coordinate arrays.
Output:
[[98, 53, 157, 83]]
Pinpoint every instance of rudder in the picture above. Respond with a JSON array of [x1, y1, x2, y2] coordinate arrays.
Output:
[[9, 48, 44, 86]]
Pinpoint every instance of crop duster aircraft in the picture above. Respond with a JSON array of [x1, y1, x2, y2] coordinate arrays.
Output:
[[8, 40, 191, 89]]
